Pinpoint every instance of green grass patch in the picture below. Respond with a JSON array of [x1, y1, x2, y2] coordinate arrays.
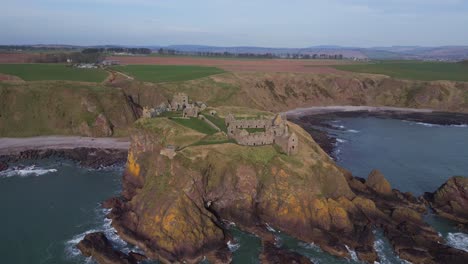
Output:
[[334, 61, 468, 82], [202, 114, 227, 132], [158, 111, 182, 118], [245, 128, 266, 133], [0, 64, 108, 82], [112, 65, 225, 83], [171, 117, 218, 135]]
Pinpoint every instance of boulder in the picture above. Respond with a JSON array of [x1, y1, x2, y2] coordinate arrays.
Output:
[[77, 232, 142, 264], [366, 170, 392, 195], [260, 241, 313, 264], [427, 176, 468, 224]]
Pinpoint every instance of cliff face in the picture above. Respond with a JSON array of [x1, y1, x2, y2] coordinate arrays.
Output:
[[134, 72, 468, 114], [0, 81, 140, 137], [108, 115, 468, 264]]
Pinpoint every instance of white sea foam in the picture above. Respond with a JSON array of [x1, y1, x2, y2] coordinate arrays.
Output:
[[345, 245, 359, 262], [0, 165, 57, 178], [298, 241, 322, 252], [64, 208, 133, 262], [451, 124, 468, 128], [336, 138, 347, 143], [446, 232, 468, 252], [265, 223, 277, 233], [373, 230, 413, 264], [347, 129, 360, 133], [414, 122, 440, 127], [332, 124, 346, 129], [227, 240, 240, 252]]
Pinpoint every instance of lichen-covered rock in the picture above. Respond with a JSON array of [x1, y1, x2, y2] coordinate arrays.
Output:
[[366, 169, 392, 195]]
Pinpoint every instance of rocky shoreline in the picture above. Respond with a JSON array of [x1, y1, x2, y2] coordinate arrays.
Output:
[[0, 148, 128, 169]]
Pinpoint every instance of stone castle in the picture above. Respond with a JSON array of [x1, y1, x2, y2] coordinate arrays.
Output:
[[225, 113, 299, 155]]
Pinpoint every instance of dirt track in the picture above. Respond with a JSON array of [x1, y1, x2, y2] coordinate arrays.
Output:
[[108, 56, 350, 74]]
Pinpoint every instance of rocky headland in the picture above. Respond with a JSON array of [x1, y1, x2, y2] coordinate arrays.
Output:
[[94, 109, 468, 264]]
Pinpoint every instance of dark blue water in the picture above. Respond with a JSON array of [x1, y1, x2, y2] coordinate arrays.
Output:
[[0, 160, 128, 264], [332, 117, 468, 195]]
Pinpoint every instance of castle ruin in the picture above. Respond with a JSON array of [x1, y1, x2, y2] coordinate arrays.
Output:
[[225, 113, 299, 155]]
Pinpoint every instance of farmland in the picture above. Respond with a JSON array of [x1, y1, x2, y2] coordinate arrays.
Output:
[[334, 61, 468, 82], [112, 65, 225, 83], [108, 55, 350, 74], [0, 64, 108, 82]]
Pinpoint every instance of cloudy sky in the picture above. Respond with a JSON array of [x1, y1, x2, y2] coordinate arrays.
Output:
[[2, 0, 468, 47]]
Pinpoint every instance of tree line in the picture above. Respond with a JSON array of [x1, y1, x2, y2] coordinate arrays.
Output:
[[157, 48, 344, 59], [82, 47, 151, 55]]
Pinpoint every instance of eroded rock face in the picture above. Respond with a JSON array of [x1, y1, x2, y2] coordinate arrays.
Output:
[[426, 176, 468, 226], [77, 232, 145, 264]]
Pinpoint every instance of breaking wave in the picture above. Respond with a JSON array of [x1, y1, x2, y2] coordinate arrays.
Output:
[[347, 129, 360, 133], [0, 165, 57, 178], [227, 240, 240, 252], [64, 208, 132, 262], [336, 138, 347, 143], [345, 245, 359, 262], [446, 232, 468, 253]]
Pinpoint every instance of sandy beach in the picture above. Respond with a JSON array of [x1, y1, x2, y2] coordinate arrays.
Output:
[[285, 105, 434, 117], [0, 136, 130, 155]]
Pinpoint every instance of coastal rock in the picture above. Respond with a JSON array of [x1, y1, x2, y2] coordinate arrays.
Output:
[[426, 176, 468, 225], [0, 161, 7, 172], [77, 232, 142, 264], [366, 169, 392, 195], [260, 241, 313, 264], [0, 148, 127, 169]]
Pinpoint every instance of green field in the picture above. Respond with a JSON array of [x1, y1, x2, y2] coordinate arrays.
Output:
[[171, 117, 218, 134], [112, 65, 225, 83], [334, 61, 468, 82], [0, 64, 108, 82]]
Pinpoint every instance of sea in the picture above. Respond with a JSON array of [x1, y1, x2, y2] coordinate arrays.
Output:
[[0, 116, 467, 263]]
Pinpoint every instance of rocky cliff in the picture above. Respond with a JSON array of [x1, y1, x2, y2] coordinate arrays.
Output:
[[105, 112, 468, 264]]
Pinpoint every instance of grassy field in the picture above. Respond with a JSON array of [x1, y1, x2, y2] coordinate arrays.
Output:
[[334, 61, 468, 82], [171, 117, 218, 134], [112, 65, 225, 83], [0, 64, 108, 82]]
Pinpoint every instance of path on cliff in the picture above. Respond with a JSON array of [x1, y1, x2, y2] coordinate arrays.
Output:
[[0, 136, 130, 155]]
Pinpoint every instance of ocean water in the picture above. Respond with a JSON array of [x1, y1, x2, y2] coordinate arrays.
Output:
[[1, 116, 467, 263], [0, 159, 128, 264]]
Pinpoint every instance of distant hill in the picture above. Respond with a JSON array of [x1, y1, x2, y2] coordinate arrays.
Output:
[[2, 44, 468, 61]]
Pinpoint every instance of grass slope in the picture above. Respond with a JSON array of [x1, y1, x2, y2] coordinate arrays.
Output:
[[112, 65, 225, 83], [171, 117, 218, 135], [0, 64, 108, 82], [334, 61, 468, 82], [0, 81, 135, 137]]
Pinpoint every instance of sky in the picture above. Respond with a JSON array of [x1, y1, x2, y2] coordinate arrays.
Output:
[[2, 0, 468, 47]]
